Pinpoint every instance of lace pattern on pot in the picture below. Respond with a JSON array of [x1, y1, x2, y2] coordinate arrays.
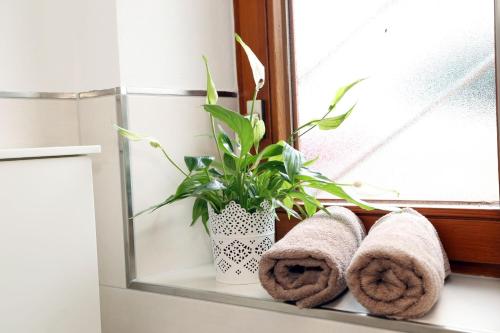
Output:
[[208, 201, 275, 237], [208, 201, 275, 284]]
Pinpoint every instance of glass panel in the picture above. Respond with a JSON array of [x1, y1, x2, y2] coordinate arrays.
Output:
[[291, 0, 499, 202]]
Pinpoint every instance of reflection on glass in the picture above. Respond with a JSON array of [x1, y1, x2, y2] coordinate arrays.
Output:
[[292, 0, 499, 202]]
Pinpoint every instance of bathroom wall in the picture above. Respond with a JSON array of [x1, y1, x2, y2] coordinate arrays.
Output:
[[126, 95, 231, 277], [78, 94, 127, 288], [73, 0, 121, 91], [115, 0, 238, 278], [0, 0, 120, 149], [0, 0, 78, 148], [100, 287, 396, 333], [0, 0, 78, 92], [0, 98, 79, 148], [115, 0, 236, 90]]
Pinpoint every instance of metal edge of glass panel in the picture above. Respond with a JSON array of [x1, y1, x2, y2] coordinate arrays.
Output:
[[111, 87, 239, 285], [119, 4, 499, 333], [496, 0, 500, 200], [0, 87, 238, 100]]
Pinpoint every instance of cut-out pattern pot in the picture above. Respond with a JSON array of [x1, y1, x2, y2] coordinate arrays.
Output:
[[208, 201, 275, 284]]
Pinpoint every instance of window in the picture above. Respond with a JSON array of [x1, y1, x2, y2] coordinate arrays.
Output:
[[291, 0, 499, 203], [233, 0, 500, 277]]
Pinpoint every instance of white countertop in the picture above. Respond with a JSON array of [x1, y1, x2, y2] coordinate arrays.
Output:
[[0, 145, 101, 160], [134, 265, 500, 333]]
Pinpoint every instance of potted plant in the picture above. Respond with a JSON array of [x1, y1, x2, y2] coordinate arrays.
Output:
[[117, 34, 389, 284]]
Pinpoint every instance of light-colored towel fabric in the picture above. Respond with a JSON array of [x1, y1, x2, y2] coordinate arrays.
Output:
[[259, 207, 366, 308], [346, 208, 450, 319]]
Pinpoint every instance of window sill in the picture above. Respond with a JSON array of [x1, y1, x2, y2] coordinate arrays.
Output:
[[130, 265, 500, 333]]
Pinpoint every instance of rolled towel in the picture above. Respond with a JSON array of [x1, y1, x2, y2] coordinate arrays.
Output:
[[346, 208, 451, 319], [259, 207, 365, 308]]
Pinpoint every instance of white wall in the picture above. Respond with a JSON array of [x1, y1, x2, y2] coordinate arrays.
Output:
[[0, 0, 78, 92], [127, 96, 239, 277], [78, 95, 128, 288], [100, 286, 395, 333], [116, 0, 237, 90], [74, 0, 121, 91], [0, 98, 79, 149], [0, 0, 120, 149], [0, 0, 119, 92], [113, 0, 238, 279]]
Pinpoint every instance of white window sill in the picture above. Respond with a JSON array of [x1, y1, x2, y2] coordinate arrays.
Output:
[[130, 265, 500, 333]]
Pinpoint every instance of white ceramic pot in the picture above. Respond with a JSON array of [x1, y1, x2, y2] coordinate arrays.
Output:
[[208, 201, 275, 284]]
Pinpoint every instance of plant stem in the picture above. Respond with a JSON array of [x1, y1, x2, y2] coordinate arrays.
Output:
[[288, 120, 314, 144], [300, 105, 336, 137], [242, 87, 259, 173], [288, 105, 336, 144], [158, 146, 189, 177], [248, 88, 258, 124]]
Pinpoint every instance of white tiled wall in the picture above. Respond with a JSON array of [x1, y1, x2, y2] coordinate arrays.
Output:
[[74, 0, 121, 91], [0, 0, 78, 92], [116, 0, 237, 90], [100, 286, 397, 333], [78, 95, 127, 288], [0, 0, 119, 92], [0, 99, 79, 148], [0, 0, 119, 149], [127, 95, 238, 278]]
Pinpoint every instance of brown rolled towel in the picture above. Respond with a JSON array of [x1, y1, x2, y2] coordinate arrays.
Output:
[[259, 207, 366, 308], [346, 208, 451, 319]]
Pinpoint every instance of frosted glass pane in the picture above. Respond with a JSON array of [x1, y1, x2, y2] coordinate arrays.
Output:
[[292, 0, 499, 202]]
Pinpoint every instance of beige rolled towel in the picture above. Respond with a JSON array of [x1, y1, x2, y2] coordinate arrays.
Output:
[[259, 207, 365, 308], [346, 208, 450, 319]]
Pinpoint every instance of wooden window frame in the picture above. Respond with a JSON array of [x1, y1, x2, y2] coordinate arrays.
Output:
[[233, 0, 500, 277]]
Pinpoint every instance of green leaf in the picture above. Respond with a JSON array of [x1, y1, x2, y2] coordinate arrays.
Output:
[[314, 104, 356, 130], [305, 181, 398, 211], [223, 153, 236, 171], [175, 175, 205, 198], [132, 196, 174, 217], [194, 180, 225, 194], [268, 175, 285, 193], [217, 132, 236, 156], [328, 78, 365, 112], [203, 104, 254, 156], [202, 55, 218, 105], [235, 33, 265, 90], [184, 156, 214, 172], [191, 198, 207, 226], [256, 160, 286, 174], [133, 172, 225, 220], [201, 205, 210, 234], [201, 217, 210, 234], [252, 143, 283, 168], [303, 156, 319, 167], [283, 196, 293, 209], [296, 168, 331, 183], [208, 167, 223, 177], [288, 192, 321, 217], [115, 125, 161, 148], [282, 142, 303, 183], [274, 199, 301, 219]]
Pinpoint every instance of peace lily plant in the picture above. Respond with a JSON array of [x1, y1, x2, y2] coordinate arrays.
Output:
[[117, 34, 390, 234]]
